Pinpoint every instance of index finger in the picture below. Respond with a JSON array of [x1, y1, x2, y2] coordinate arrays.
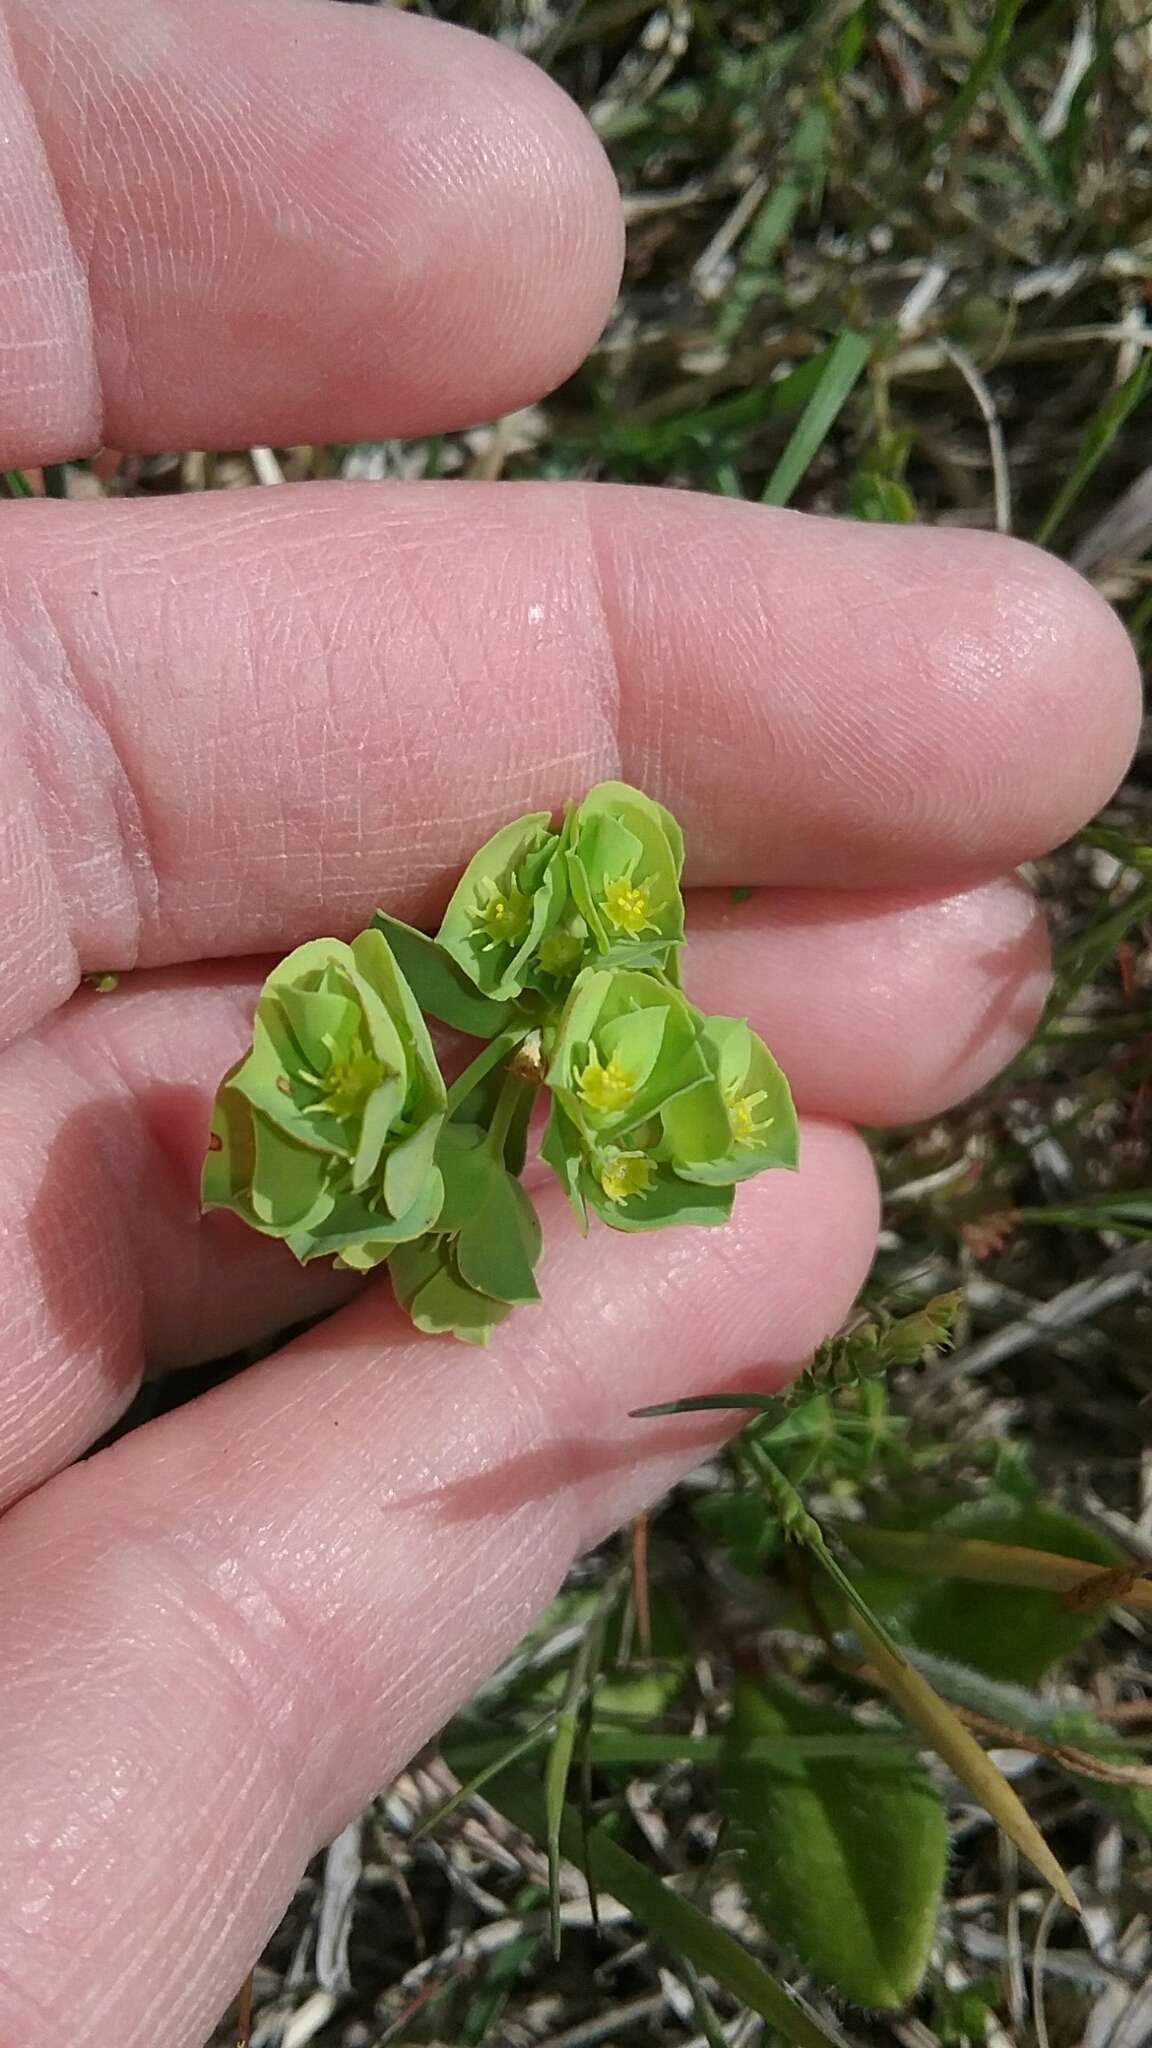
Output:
[[0, 482, 1138, 1045]]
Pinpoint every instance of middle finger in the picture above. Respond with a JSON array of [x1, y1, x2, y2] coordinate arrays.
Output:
[[0, 482, 1134, 1048], [0, 873, 1046, 1507]]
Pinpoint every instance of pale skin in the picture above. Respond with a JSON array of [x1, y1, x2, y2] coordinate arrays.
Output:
[[0, 0, 1141, 2040]]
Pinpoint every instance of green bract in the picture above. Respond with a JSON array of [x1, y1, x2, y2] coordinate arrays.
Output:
[[389, 1233, 516, 1347], [566, 781, 684, 973], [436, 812, 567, 1001], [202, 930, 446, 1268], [201, 780, 798, 1341], [665, 1014, 799, 1184], [543, 968, 735, 1231]]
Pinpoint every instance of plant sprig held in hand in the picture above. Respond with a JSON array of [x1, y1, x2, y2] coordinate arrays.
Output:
[[202, 783, 798, 1343]]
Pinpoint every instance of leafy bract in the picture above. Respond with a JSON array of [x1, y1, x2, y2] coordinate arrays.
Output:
[[202, 930, 446, 1268]]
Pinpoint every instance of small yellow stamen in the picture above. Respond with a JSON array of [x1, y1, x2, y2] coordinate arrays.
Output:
[[577, 1055, 636, 1115], [601, 876, 658, 937], [474, 883, 532, 950], [302, 1047, 392, 1120], [598, 1150, 656, 1204], [726, 1084, 772, 1149]]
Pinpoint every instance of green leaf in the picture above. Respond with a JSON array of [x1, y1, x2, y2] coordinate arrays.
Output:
[[383, 1114, 441, 1220], [448, 1730, 914, 1773], [1018, 1190, 1152, 1239], [719, 1678, 947, 2010], [831, 1523, 1152, 1617], [849, 474, 917, 523], [632, 1389, 787, 1418], [586, 1171, 733, 1234], [481, 1773, 852, 2048], [533, 1588, 692, 1724], [369, 912, 517, 1037], [457, 1171, 543, 1306], [540, 1099, 587, 1231], [248, 1111, 332, 1230], [855, 1498, 1125, 1685], [1035, 1709, 1152, 1838], [388, 1234, 513, 1346], [761, 329, 872, 508], [325, 1174, 446, 1272], [693, 1489, 782, 1574], [435, 1122, 500, 1231], [202, 1081, 256, 1212], [1034, 865, 1152, 1040]]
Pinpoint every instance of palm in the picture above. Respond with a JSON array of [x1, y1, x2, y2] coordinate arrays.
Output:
[[0, 2, 1137, 2043]]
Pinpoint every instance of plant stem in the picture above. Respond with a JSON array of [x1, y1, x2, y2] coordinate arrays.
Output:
[[487, 1070, 535, 1161], [444, 1026, 529, 1119]]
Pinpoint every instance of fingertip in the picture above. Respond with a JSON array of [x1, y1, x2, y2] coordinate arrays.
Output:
[[448, 30, 625, 403], [936, 531, 1141, 862], [688, 876, 1052, 1128], [10, 0, 625, 450]]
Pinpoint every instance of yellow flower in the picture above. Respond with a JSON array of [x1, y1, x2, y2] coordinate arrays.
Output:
[[577, 1054, 637, 1115], [474, 882, 532, 950], [598, 1150, 656, 1204], [726, 1084, 772, 1149], [302, 1045, 394, 1121], [601, 875, 658, 936]]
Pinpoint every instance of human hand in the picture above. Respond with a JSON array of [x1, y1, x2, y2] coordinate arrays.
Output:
[[0, 1, 1139, 2041]]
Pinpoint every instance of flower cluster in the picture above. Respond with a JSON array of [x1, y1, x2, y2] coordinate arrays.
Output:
[[203, 783, 797, 1343], [436, 781, 685, 1000], [202, 931, 446, 1268]]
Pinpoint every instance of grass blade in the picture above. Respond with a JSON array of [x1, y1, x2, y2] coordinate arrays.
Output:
[[1018, 1194, 1152, 1238], [543, 1589, 616, 1955], [830, 1565, 1080, 1914], [486, 1773, 854, 2048], [414, 1714, 556, 1838], [761, 329, 873, 508], [680, 1959, 733, 2048], [631, 1391, 788, 1419], [1036, 868, 1152, 1037], [447, 1731, 914, 1772], [1035, 353, 1152, 547], [916, 0, 1028, 168]]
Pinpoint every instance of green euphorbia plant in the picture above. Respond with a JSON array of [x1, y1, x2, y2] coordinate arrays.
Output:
[[202, 783, 798, 1342]]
